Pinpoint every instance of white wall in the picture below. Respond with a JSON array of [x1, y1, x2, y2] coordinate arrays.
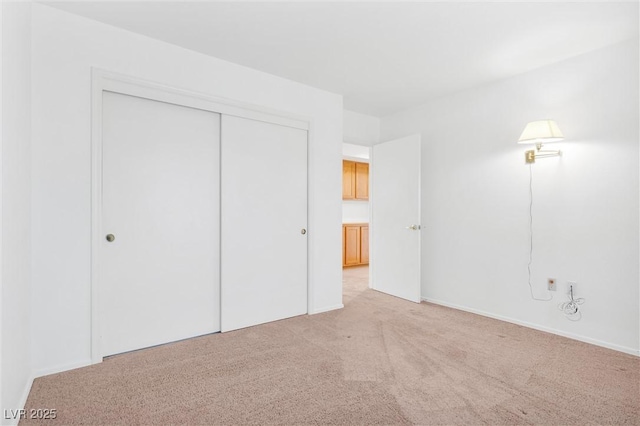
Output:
[[30, 4, 343, 376], [380, 40, 639, 355], [343, 110, 380, 146], [1, 1, 33, 421], [342, 142, 370, 160], [1, 1, 3, 415], [342, 202, 369, 224]]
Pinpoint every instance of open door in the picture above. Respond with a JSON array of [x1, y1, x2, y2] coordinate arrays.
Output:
[[371, 134, 421, 303]]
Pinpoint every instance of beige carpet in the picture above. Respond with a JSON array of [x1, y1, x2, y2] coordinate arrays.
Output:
[[23, 266, 639, 425]]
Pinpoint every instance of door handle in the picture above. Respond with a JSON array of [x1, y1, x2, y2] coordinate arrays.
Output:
[[405, 225, 420, 230], [106, 234, 115, 242]]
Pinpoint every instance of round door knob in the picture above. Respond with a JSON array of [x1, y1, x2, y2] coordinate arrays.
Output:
[[301, 229, 307, 235], [106, 234, 115, 242]]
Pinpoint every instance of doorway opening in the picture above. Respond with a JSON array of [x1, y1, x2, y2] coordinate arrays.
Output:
[[341, 143, 371, 299]]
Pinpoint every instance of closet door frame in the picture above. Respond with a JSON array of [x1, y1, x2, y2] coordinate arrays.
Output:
[[90, 68, 312, 364]]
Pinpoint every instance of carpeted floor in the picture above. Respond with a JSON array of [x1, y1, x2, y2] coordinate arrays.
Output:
[[23, 265, 639, 425]]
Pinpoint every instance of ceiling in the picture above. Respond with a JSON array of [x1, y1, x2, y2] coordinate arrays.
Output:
[[45, 1, 639, 117]]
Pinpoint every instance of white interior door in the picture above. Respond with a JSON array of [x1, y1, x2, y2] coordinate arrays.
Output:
[[371, 134, 421, 303], [101, 92, 220, 356], [221, 115, 307, 332]]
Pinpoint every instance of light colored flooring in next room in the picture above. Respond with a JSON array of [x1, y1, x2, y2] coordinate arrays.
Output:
[[23, 266, 639, 425]]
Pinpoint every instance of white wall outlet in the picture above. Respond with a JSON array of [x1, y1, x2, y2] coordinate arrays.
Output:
[[566, 281, 578, 295], [547, 278, 557, 291]]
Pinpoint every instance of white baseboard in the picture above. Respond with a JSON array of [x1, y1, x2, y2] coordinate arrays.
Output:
[[422, 297, 640, 357], [34, 358, 93, 379], [310, 303, 344, 315], [2, 361, 93, 426], [2, 374, 34, 426]]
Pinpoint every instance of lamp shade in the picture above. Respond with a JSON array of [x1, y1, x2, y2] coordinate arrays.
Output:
[[518, 120, 564, 144]]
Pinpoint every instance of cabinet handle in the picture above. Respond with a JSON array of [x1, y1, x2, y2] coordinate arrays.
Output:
[[301, 229, 307, 235]]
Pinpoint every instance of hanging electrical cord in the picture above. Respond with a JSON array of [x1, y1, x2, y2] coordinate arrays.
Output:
[[558, 285, 585, 321], [527, 164, 553, 301]]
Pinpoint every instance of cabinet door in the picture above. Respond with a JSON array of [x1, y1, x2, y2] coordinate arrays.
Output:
[[355, 162, 369, 200], [343, 160, 356, 199], [360, 226, 369, 264], [344, 225, 361, 266]]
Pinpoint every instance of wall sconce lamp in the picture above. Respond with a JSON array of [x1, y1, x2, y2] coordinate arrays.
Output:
[[518, 120, 564, 164]]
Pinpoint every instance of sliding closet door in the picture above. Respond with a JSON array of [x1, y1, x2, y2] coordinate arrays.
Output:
[[221, 115, 308, 332], [101, 92, 220, 356]]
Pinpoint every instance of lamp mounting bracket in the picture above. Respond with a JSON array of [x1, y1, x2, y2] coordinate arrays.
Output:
[[525, 143, 562, 164]]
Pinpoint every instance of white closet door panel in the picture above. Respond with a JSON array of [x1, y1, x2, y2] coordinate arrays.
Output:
[[101, 92, 220, 356], [221, 115, 307, 332]]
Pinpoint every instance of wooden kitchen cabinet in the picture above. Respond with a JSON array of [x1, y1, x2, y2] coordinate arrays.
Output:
[[343, 225, 361, 266], [342, 160, 369, 200], [342, 223, 369, 267], [342, 160, 356, 199], [360, 226, 369, 264], [354, 162, 369, 200]]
